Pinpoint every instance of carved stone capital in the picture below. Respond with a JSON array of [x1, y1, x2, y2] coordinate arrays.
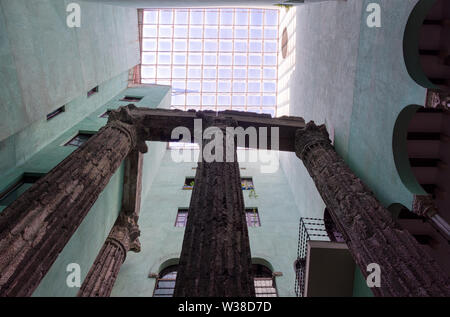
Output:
[[426, 89, 450, 110], [295, 121, 331, 160], [107, 212, 141, 254], [108, 105, 148, 154], [412, 195, 439, 218]]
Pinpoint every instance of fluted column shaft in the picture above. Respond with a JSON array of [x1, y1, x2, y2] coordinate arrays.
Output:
[[0, 120, 139, 297], [295, 122, 450, 296], [77, 213, 140, 297], [174, 117, 255, 297]]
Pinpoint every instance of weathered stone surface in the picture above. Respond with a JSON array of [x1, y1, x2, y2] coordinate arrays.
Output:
[[78, 149, 143, 297], [412, 195, 439, 218], [108, 105, 305, 151], [295, 121, 450, 297], [174, 116, 255, 297], [77, 212, 140, 297], [0, 120, 139, 297]]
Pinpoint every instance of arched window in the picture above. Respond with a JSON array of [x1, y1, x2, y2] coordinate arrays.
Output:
[[153, 263, 278, 296], [403, 0, 450, 91], [253, 264, 277, 297], [153, 265, 177, 297]]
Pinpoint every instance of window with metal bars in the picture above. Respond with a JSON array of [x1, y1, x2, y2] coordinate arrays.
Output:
[[245, 208, 261, 227], [175, 208, 188, 227], [253, 264, 277, 297], [153, 265, 178, 297]]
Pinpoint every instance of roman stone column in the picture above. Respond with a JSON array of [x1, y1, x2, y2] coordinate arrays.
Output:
[[174, 115, 255, 297], [0, 115, 146, 297], [295, 122, 450, 297], [77, 212, 140, 297]]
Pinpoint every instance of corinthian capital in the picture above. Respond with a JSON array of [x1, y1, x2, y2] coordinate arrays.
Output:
[[107, 104, 148, 154], [295, 121, 331, 160], [108, 212, 141, 254], [412, 195, 438, 218]]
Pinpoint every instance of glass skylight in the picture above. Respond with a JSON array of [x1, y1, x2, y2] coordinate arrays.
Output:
[[141, 8, 279, 117]]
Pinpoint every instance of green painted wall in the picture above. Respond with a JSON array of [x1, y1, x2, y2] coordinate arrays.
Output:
[[280, 0, 424, 297], [0, 0, 139, 141], [0, 83, 171, 296], [111, 150, 301, 297]]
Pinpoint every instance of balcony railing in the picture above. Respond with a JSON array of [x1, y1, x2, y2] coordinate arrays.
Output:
[[294, 217, 339, 297]]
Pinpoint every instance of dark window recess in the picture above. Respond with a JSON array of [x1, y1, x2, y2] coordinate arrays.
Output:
[[245, 208, 261, 227], [65, 132, 94, 147], [120, 96, 143, 102], [407, 132, 441, 141], [0, 174, 43, 211], [46, 106, 65, 120], [241, 177, 254, 190], [183, 177, 195, 189], [253, 264, 277, 297], [153, 265, 178, 297], [413, 234, 434, 245], [175, 208, 188, 227], [421, 184, 437, 195], [398, 208, 425, 220], [409, 158, 440, 167], [87, 86, 99, 97]]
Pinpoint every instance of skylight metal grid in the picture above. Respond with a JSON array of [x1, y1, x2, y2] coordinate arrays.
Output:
[[141, 8, 279, 117]]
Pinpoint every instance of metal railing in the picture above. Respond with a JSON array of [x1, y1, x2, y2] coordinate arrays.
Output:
[[294, 217, 330, 297]]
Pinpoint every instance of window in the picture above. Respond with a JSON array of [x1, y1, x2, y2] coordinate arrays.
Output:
[[64, 132, 94, 147], [87, 86, 99, 97], [141, 8, 279, 115], [0, 174, 43, 212], [253, 264, 277, 297], [175, 208, 189, 227], [245, 208, 261, 227], [183, 177, 195, 189], [120, 96, 143, 102], [153, 266, 178, 297], [241, 177, 254, 190], [46, 106, 65, 120]]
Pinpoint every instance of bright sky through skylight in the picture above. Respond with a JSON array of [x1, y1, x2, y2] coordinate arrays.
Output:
[[141, 8, 279, 117]]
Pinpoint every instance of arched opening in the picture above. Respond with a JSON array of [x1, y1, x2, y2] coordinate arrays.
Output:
[[152, 261, 278, 296], [252, 263, 278, 297], [153, 265, 178, 297], [392, 105, 450, 202], [403, 0, 450, 91]]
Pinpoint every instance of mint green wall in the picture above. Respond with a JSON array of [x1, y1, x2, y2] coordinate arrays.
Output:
[[280, 0, 423, 297], [0, 71, 129, 178], [0, 83, 171, 296], [30, 85, 171, 296], [0, 0, 139, 141], [111, 150, 301, 297]]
